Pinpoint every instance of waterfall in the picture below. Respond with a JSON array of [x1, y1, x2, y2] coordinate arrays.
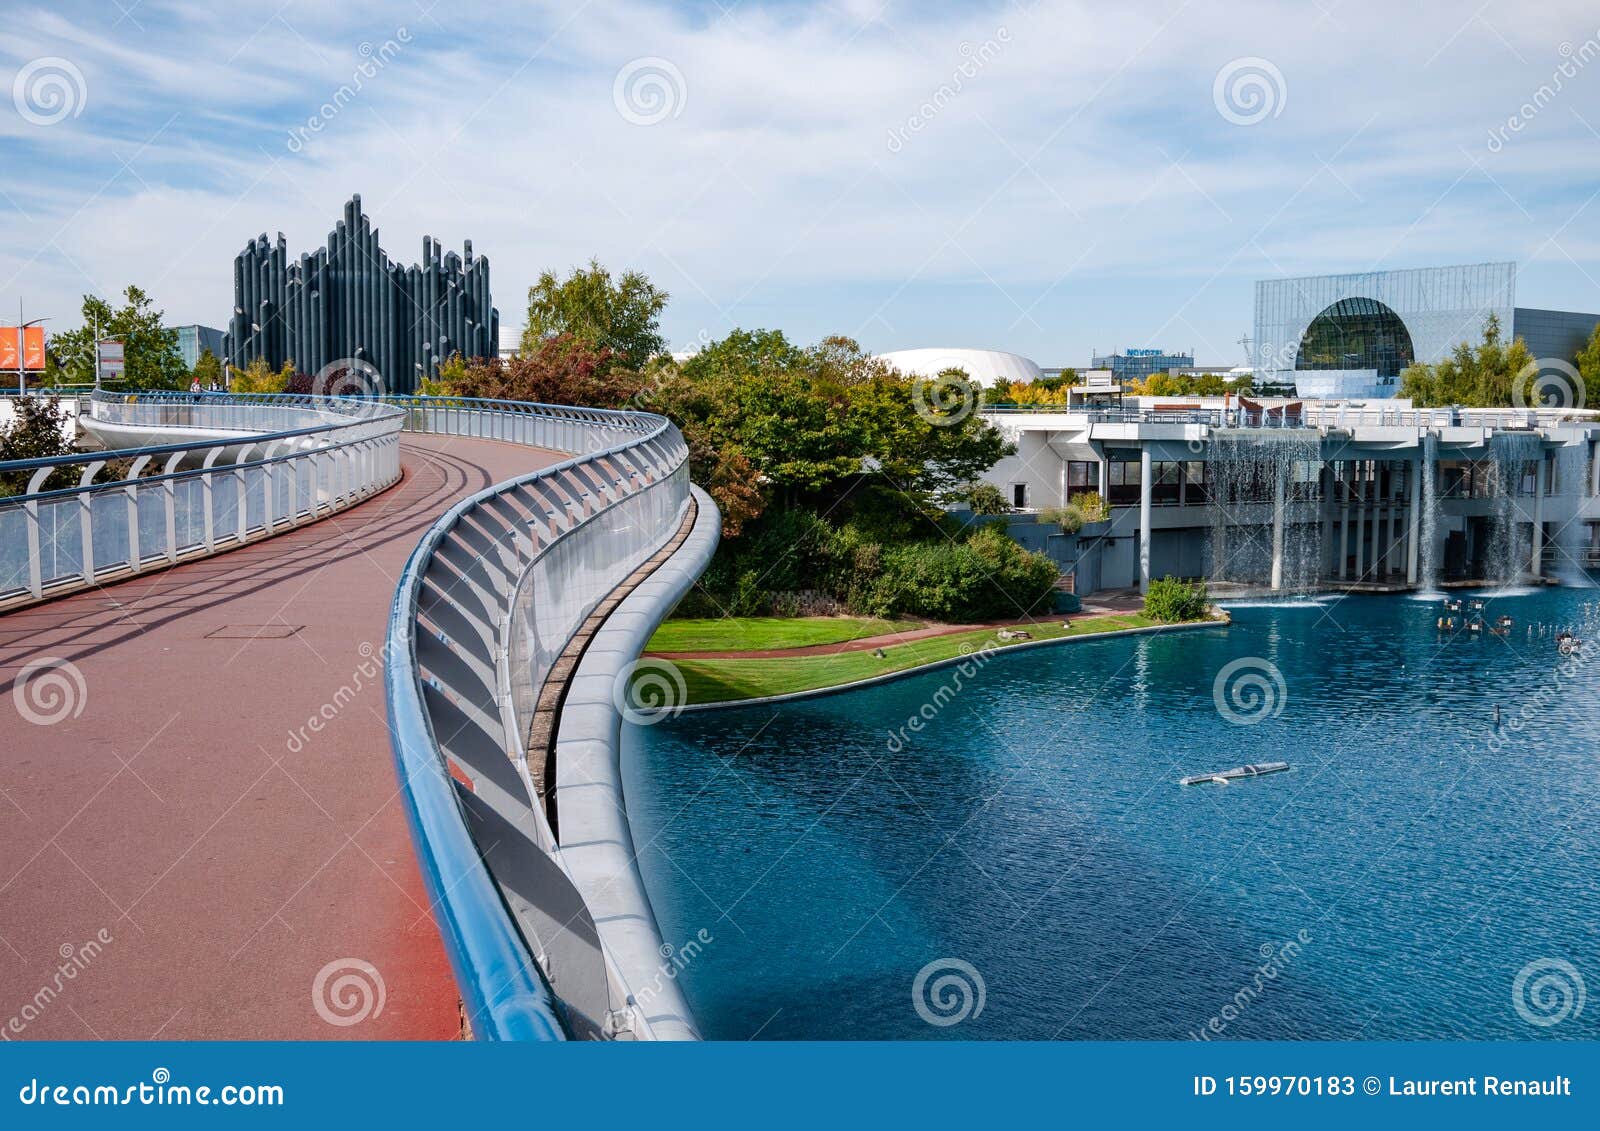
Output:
[[1417, 432, 1440, 594], [1551, 441, 1595, 587], [1205, 429, 1324, 592], [1484, 432, 1541, 587]]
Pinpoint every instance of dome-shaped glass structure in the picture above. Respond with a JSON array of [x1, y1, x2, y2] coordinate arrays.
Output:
[[1294, 297, 1415, 378]]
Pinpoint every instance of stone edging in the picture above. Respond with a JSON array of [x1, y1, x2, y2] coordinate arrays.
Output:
[[548, 485, 721, 1041]]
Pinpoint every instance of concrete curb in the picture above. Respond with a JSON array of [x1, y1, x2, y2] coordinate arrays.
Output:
[[672, 616, 1228, 712], [552, 485, 721, 1041]]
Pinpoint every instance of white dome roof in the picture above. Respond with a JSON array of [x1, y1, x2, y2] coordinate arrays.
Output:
[[878, 348, 1043, 385]]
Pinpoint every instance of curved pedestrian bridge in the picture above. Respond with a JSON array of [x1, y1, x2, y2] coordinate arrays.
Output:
[[0, 392, 715, 1041]]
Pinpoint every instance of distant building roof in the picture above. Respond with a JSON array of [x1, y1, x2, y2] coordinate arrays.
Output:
[[877, 348, 1044, 385]]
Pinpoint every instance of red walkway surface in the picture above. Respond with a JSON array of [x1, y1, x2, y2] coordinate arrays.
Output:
[[0, 434, 559, 1040]]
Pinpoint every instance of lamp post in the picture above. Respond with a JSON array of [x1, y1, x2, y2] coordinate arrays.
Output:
[[16, 310, 50, 396]]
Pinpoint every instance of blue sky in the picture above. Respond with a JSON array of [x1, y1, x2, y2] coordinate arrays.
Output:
[[4, 0, 1600, 367]]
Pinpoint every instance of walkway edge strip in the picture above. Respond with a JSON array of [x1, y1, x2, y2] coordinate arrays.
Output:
[[553, 485, 721, 1041]]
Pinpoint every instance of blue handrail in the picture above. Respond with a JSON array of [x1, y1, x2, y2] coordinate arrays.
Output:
[[383, 395, 685, 1041]]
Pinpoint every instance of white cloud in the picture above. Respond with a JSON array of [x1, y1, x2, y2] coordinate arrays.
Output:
[[2, 0, 1600, 363]]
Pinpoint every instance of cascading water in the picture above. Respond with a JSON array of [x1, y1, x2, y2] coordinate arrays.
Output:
[[1205, 429, 1324, 593], [1419, 433, 1440, 592], [1484, 432, 1542, 588], [1551, 441, 1595, 587]]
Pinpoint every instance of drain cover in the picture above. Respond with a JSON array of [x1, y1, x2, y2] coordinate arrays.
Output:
[[204, 625, 304, 639]]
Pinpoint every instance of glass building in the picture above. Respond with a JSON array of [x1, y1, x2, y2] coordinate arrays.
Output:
[[1253, 262, 1600, 398], [1090, 349, 1194, 382]]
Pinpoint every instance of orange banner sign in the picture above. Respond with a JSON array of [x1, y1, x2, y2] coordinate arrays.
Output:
[[0, 326, 47, 371]]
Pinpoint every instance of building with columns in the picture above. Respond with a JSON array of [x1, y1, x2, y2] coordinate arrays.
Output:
[[980, 401, 1600, 596]]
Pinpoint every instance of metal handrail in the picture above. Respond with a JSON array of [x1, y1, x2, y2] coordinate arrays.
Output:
[[0, 391, 405, 605], [383, 396, 691, 1042]]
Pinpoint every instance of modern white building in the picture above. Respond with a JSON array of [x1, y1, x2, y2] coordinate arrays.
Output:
[[979, 400, 1600, 597], [879, 347, 1044, 385]]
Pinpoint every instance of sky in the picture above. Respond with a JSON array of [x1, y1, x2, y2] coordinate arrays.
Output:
[[3, 0, 1600, 368]]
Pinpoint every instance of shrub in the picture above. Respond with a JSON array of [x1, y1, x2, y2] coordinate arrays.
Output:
[[1143, 577, 1211, 623], [1072, 491, 1110, 523], [1039, 506, 1084, 534], [870, 525, 1057, 621], [961, 481, 1010, 515]]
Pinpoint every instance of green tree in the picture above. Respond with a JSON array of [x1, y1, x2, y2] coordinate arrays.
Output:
[[191, 347, 222, 388], [0, 396, 74, 495], [45, 286, 187, 391], [522, 259, 668, 369], [1573, 321, 1600, 408], [1399, 313, 1535, 407]]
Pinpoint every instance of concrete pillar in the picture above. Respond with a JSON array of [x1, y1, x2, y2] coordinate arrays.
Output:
[[1354, 467, 1367, 581], [1406, 456, 1421, 585], [1099, 455, 1110, 499], [1338, 465, 1350, 581], [1320, 465, 1335, 580], [1590, 439, 1599, 498], [1531, 454, 1546, 578], [1139, 446, 1152, 594], [1270, 464, 1286, 591]]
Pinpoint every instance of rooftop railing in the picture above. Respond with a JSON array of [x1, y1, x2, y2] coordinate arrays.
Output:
[[382, 396, 692, 1041], [0, 391, 404, 608]]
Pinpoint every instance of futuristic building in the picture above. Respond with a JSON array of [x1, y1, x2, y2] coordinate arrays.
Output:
[[878, 347, 1043, 385], [1254, 263, 1600, 399], [222, 195, 499, 393]]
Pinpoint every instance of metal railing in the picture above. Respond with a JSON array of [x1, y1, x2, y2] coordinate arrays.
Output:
[[983, 403, 1600, 431], [383, 396, 691, 1042], [0, 391, 404, 607]]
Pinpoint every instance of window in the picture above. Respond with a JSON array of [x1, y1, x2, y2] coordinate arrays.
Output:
[[1066, 460, 1098, 497], [1107, 458, 1141, 506], [1012, 483, 1028, 508]]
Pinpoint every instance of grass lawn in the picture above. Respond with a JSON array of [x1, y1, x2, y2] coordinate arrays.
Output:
[[651, 613, 1210, 704], [646, 615, 921, 653]]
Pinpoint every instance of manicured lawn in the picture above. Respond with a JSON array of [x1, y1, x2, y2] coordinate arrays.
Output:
[[646, 615, 921, 653], [652, 613, 1209, 704]]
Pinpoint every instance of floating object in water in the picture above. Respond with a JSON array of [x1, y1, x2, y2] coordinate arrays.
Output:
[[1557, 632, 1582, 656], [1493, 705, 1502, 728], [1179, 762, 1290, 786]]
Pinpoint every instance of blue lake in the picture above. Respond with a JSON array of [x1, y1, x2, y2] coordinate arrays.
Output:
[[623, 591, 1600, 1039]]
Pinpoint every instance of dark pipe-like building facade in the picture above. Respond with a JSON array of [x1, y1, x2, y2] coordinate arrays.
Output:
[[222, 194, 498, 393]]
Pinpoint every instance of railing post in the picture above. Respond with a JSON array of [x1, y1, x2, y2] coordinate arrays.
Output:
[[201, 448, 225, 553], [125, 455, 152, 572], [78, 461, 106, 586], [163, 452, 184, 562], [23, 466, 51, 599]]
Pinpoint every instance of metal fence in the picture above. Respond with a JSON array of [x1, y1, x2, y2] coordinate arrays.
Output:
[[382, 396, 691, 1042], [0, 392, 404, 608]]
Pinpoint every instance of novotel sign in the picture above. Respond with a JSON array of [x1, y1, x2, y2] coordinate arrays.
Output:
[[1125, 348, 1166, 357]]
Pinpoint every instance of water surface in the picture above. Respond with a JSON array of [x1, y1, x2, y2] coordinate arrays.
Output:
[[624, 591, 1600, 1039]]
